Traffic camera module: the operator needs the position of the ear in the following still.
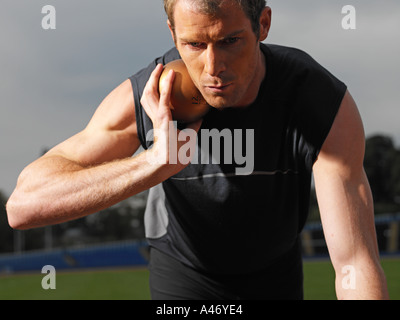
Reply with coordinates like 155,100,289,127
167,19,176,43
259,6,272,42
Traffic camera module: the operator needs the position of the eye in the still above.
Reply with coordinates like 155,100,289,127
187,42,206,49
222,37,240,45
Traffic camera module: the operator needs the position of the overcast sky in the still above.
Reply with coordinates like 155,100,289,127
1,0,399,197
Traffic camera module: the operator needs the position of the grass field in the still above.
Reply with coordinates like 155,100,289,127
0,258,399,300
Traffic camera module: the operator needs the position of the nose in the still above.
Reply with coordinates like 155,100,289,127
204,45,226,78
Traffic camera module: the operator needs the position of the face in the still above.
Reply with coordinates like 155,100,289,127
169,0,271,109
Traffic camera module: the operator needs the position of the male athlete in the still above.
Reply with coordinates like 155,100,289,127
7,0,389,299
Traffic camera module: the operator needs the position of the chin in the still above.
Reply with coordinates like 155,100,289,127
204,96,238,110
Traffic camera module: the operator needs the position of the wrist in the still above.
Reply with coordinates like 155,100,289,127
144,144,185,178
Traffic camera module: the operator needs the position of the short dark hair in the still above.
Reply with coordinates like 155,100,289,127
164,0,267,37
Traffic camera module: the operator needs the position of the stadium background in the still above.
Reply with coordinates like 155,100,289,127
1,191,399,300
1,1,400,300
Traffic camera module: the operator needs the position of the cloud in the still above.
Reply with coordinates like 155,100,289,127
0,1,174,195
1,0,400,196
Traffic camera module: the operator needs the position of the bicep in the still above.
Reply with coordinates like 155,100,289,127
313,90,379,266
315,90,365,175
47,79,141,166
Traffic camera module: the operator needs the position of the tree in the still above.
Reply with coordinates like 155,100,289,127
364,135,400,212
0,191,14,253
364,135,395,202
389,148,400,204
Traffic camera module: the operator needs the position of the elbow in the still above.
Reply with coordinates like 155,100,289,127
7,218,29,231
6,167,37,230
6,208,26,231
6,192,38,230
6,201,28,230
6,161,61,230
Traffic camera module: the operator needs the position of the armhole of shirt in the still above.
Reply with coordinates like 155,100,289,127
129,75,148,150
311,81,347,165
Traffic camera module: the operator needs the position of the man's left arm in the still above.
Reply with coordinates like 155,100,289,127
313,90,389,300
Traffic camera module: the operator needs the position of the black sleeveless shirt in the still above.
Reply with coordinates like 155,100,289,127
129,44,347,275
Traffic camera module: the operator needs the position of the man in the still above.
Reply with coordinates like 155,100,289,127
7,0,388,299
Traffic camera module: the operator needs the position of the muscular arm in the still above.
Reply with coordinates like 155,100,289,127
313,90,389,299
7,65,200,230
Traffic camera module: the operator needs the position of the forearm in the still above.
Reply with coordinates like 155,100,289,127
334,256,389,300
316,169,389,299
6,149,170,230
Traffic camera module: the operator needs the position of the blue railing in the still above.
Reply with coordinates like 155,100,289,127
0,240,148,274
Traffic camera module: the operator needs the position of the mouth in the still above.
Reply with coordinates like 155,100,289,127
204,83,232,94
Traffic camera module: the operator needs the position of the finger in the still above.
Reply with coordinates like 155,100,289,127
142,64,162,100
141,64,164,117
148,64,164,94
159,69,175,111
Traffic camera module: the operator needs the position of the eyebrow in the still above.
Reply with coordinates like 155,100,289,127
179,29,245,43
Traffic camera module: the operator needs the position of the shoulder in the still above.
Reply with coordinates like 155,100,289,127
262,43,347,101
262,43,310,58
313,90,365,174
262,43,347,94
261,44,348,161
262,43,320,72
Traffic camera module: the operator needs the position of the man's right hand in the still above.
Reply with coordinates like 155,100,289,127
140,64,202,175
